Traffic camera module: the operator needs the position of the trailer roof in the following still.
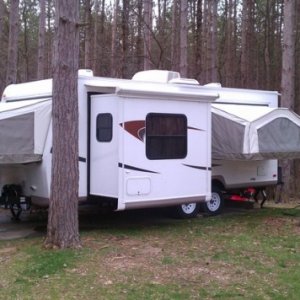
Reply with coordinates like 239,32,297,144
212,103,278,122
2,79,52,102
115,82,219,102
2,69,278,105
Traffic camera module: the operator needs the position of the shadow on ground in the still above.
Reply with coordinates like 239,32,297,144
0,200,260,241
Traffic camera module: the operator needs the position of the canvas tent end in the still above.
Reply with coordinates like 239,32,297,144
212,104,300,160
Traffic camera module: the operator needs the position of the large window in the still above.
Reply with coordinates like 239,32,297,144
146,113,187,160
96,113,113,142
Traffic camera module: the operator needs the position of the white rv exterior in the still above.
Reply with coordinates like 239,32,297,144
0,70,218,215
2,70,300,218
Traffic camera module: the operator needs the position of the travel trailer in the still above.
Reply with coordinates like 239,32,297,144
1,69,300,220
0,70,219,219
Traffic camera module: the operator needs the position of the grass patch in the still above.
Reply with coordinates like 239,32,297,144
0,204,300,299
161,255,176,265
19,246,81,281
0,242,85,298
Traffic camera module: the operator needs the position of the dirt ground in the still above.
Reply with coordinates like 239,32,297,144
0,207,43,240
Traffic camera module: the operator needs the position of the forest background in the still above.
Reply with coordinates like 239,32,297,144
0,0,300,197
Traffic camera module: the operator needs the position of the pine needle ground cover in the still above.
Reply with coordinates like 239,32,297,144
0,205,300,299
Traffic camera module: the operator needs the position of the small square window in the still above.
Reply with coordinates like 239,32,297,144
96,113,113,142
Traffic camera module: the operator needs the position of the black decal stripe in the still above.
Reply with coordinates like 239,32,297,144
119,163,159,174
188,126,204,131
183,164,211,171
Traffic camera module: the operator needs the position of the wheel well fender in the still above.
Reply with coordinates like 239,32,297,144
212,179,225,191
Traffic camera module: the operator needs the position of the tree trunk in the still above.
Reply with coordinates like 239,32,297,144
21,2,29,82
121,0,129,77
99,0,106,75
92,0,100,74
264,0,271,89
37,0,46,80
136,0,143,70
203,0,210,83
45,0,53,78
44,0,80,249
161,0,168,69
281,0,295,110
193,0,202,81
241,0,256,88
171,0,180,72
211,0,218,82
240,0,249,87
179,0,188,77
224,0,234,87
0,0,7,95
111,0,120,77
280,0,296,200
0,0,4,42
143,0,152,70
84,0,92,69
6,0,19,85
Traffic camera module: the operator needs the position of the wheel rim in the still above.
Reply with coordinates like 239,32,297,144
207,192,221,212
181,203,197,215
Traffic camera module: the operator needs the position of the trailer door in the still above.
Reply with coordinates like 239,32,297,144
89,95,118,198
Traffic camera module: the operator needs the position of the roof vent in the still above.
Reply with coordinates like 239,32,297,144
169,78,199,85
204,82,222,88
132,70,180,83
78,69,94,77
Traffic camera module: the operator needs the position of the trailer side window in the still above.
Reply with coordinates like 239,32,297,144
146,113,187,160
96,113,113,142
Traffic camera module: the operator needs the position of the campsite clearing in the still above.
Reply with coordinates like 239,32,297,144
0,202,299,299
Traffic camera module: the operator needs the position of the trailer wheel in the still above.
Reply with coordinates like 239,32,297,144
172,203,200,219
202,186,224,215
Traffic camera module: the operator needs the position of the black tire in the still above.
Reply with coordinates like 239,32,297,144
202,185,224,215
172,203,200,219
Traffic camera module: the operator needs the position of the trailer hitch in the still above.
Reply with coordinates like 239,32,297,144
0,184,31,221
226,187,267,208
